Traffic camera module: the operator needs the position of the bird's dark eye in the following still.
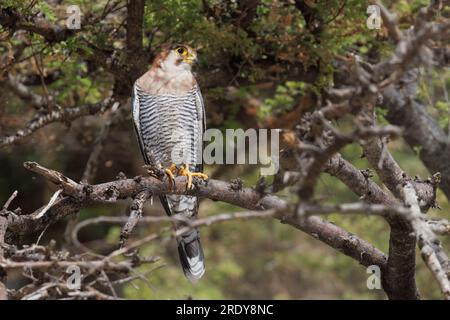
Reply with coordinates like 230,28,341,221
176,47,187,55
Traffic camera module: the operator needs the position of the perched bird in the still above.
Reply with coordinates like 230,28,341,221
132,44,208,282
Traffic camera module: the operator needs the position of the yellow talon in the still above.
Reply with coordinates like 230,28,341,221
165,164,177,189
178,164,208,189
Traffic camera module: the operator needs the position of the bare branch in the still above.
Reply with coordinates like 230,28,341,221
2,190,17,211
0,99,115,148
119,189,151,248
324,153,420,299
32,189,62,220
15,162,388,272
4,74,46,109
403,182,450,299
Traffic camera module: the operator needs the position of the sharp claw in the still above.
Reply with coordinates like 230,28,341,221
178,164,208,190
165,168,176,189
187,172,193,190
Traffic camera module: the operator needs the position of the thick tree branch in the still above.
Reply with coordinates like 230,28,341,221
360,110,440,300
125,0,146,86
324,153,420,299
8,162,388,273
119,189,151,248
403,182,450,299
0,8,77,43
383,79,450,200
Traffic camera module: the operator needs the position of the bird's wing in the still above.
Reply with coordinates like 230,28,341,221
194,85,206,173
132,84,150,164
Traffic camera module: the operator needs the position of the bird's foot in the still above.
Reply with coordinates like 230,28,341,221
178,164,208,190
144,164,164,179
164,164,177,189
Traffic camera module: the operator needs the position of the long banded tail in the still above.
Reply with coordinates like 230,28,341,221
177,229,205,282
160,194,205,282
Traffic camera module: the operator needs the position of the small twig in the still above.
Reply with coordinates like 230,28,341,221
32,189,62,220
427,218,450,236
2,190,18,210
24,162,79,195
35,223,50,245
100,270,117,298
119,189,151,248
377,136,388,170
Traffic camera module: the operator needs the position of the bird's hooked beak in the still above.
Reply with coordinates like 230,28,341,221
185,54,197,65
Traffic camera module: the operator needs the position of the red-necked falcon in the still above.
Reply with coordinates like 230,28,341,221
132,44,207,282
